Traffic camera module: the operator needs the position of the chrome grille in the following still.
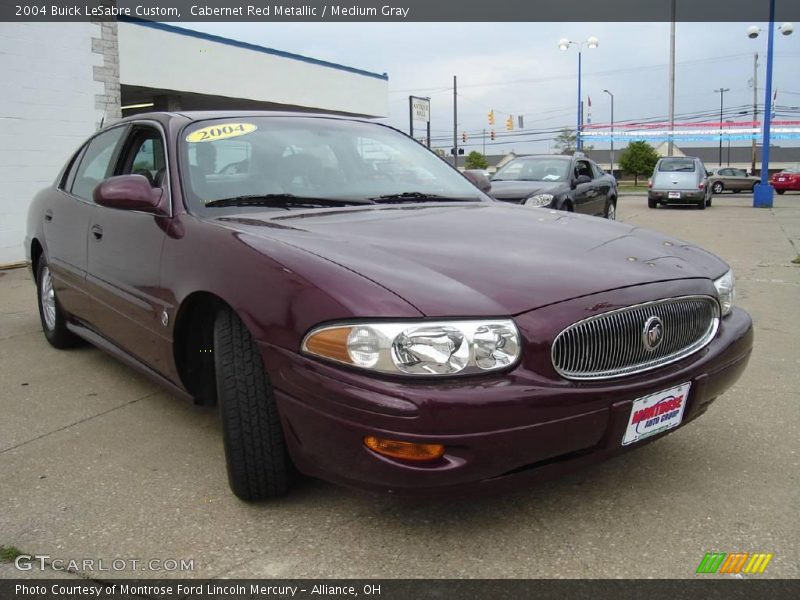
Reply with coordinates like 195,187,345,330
551,295,720,380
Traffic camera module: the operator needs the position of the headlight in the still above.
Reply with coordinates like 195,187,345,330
713,269,735,316
302,320,521,376
524,194,553,208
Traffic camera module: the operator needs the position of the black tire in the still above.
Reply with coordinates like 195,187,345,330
698,199,706,210
214,307,291,501
648,197,658,209
604,198,617,220
36,257,81,349
776,190,785,195
711,182,724,194
706,196,712,207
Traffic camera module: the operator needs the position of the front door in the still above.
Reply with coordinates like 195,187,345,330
85,124,173,374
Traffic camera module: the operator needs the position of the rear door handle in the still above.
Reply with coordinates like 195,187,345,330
44,210,53,222
90,224,103,241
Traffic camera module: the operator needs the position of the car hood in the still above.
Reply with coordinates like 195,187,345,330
489,180,565,200
211,203,728,317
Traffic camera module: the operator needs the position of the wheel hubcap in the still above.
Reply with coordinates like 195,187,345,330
607,203,616,220
40,266,57,330
714,184,722,193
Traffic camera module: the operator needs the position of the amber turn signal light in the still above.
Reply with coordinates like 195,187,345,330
363,436,445,462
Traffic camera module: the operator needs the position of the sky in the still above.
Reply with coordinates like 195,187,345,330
178,21,800,156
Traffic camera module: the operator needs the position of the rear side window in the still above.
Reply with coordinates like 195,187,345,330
658,159,696,172
70,126,126,201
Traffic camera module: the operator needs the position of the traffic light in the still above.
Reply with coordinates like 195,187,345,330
490,130,496,140
505,115,514,131
462,131,467,143
488,110,495,126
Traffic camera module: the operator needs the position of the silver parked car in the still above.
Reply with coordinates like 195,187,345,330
708,167,759,194
648,157,711,209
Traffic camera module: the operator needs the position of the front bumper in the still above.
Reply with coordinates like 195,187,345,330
649,190,706,203
260,306,752,496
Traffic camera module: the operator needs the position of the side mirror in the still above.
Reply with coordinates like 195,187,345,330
575,174,592,185
93,174,166,215
463,170,492,194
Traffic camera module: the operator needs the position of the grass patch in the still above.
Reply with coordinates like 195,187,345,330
792,256,800,265
0,545,24,562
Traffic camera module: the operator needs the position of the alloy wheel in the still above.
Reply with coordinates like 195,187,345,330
40,266,57,331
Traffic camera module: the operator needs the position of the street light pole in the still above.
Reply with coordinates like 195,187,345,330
714,87,730,167
748,6,794,208
603,89,614,175
559,36,598,153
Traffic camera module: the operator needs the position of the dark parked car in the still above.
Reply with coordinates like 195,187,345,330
648,156,711,209
771,165,800,194
489,154,618,219
708,167,759,194
27,112,752,501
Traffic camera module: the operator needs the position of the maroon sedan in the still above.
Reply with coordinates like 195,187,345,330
771,166,800,194
26,112,752,501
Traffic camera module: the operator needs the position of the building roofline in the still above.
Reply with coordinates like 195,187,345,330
119,18,389,82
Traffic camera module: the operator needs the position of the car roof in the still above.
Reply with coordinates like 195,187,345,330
120,110,371,124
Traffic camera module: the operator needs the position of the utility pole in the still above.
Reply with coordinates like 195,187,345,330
668,0,676,156
482,128,486,156
752,52,758,175
452,75,458,168
714,87,730,166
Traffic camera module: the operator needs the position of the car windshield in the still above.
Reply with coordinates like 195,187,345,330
180,116,486,214
492,157,570,182
658,159,696,172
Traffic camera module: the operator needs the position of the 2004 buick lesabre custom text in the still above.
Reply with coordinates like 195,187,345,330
25,112,753,500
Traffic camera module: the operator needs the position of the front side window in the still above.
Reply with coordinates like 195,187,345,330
492,157,571,182
180,117,486,215
70,126,126,201
121,128,167,187
575,160,594,179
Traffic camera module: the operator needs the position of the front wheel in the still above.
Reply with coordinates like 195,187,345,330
214,306,292,501
711,182,724,194
604,199,617,220
36,257,81,349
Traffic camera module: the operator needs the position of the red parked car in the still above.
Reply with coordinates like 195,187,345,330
771,166,800,194
26,112,753,501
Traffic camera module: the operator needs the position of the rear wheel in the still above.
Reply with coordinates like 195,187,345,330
214,306,292,501
706,196,712,207
776,189,785,195
648,197,658,209
36,257,81,349
698,199,707,210
711,182,724,194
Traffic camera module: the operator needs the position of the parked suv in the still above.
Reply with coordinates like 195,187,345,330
648,157,711,209
490,154,618,219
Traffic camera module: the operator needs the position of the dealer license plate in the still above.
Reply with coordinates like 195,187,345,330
668,191,681,199
777,177,786,182
622,382,691,446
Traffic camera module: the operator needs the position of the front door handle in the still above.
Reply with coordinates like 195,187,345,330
90,224,103,241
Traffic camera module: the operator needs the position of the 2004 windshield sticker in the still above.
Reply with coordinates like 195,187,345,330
186,123,257,143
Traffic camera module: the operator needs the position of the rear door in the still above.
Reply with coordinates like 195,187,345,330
85,122,173,373
44,125,126,324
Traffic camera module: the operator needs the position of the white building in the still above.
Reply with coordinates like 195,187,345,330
0,20,388,266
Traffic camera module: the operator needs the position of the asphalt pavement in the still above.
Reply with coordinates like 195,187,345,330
0,193,798,579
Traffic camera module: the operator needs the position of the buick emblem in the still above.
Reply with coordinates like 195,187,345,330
642,316,664,351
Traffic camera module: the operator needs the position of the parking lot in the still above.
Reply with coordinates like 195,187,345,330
1,193,798,579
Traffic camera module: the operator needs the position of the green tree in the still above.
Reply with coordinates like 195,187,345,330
554,128,577,155
465,151,489,170
619,141,660,185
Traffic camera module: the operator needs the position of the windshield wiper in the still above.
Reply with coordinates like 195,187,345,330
204,194,374,208
369,192,472,203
